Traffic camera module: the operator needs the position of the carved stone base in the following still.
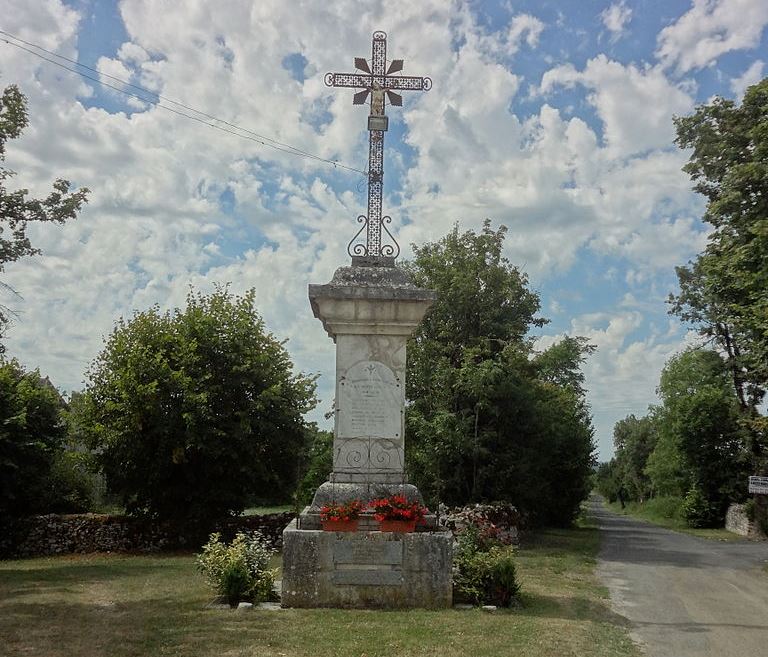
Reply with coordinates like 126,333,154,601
281,520,453,609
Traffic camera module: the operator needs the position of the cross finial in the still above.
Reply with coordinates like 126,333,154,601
325,31,431,264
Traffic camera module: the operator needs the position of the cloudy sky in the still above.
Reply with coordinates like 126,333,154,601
1,0,766,460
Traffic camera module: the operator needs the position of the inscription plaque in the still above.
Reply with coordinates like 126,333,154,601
333,540,403,565
337,360,401,440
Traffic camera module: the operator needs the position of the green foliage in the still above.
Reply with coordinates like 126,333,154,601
453,529,520,607
44,450,94,513
196,531,276,606
294,427,332,506
598,348,751,527
681,486,718,528
77,287,316,533
671,78,768,467
0,85,89,343
405,221,595,526
612,414,658,501
0,358,72,517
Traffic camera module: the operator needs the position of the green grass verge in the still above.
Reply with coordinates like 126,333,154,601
606,497,743,541
0,524,639,657
242,504,294,515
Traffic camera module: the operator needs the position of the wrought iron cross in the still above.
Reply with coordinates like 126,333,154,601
325,31,431,261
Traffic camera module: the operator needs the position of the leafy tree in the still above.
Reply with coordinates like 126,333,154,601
0,359,71,518
0,85,89,343
602,348,750,526
654,348,748,522
671,78,768,466
612,414,658,502
404,221,596,526
77,287,316,533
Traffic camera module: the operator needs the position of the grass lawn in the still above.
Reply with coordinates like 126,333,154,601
242,505,294,516
606,498,743,541
0,521,639,657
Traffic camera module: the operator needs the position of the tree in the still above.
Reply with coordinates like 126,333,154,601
0,85,89,344
77,287,316,533
653,348,748,523
612,414,658,502
0,359,69,518
670,78,768,466
404,221,596,526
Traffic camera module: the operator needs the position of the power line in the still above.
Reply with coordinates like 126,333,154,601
0,29,368,176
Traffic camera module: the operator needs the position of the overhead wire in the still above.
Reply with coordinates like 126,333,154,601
0,29,368,176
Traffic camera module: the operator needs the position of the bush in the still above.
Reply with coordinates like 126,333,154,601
444,503,520,549
44,451,95,513
681,486,718,528
78,287,317,534
196,531,277,606
642,495,684,520
453,529,520,607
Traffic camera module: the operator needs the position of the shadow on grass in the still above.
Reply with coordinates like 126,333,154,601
516,590,632,627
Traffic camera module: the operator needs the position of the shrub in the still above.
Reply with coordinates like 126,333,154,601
642,495,684,521
78,288,317,534
681,486,718,528
452,530,520,607
196,531,277,606
444,503,520,549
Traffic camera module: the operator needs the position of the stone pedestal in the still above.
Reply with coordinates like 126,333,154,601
281,520,453,608
281,259,453,608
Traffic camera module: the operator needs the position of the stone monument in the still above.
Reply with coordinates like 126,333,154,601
281,31,453,609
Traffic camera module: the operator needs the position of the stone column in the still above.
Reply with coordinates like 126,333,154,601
303,259,435,517
281,258,453,608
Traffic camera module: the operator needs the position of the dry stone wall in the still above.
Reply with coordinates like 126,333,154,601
725,503,767,539
0,511,295,559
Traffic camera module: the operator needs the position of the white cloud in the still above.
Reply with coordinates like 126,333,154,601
0,0,730,457
656,0,768,74
540,55,694,156
730,60,764,98
537,313,694,459
507,13,545,53
601,1,633,41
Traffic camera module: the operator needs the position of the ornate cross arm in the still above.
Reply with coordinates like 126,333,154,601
324,73,432,92
325,31,430,263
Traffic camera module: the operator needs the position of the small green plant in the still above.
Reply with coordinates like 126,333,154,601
453,529,520,607
681,486,717,528
196,531,276,607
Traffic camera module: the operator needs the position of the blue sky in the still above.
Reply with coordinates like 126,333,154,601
1,0,767,460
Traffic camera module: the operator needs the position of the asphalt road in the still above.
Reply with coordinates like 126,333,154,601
593,498,768,657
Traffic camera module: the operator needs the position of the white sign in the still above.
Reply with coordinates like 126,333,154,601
748,476,768,495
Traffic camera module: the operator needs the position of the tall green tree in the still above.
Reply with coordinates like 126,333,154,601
77,287,316,533
654,348,747,521
0,359,69,518
671,78,768,465
612,414,658,502
0,85,89,344
405,221,596,526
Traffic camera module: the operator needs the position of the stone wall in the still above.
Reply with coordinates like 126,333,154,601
725,503,766,539
0,512,295,559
